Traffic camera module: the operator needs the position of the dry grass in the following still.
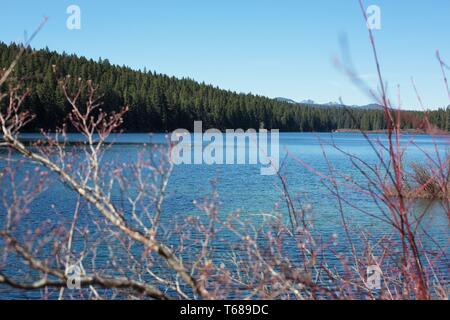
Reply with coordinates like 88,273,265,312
387,155,450,200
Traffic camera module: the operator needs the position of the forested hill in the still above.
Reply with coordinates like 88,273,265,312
1,42,449,132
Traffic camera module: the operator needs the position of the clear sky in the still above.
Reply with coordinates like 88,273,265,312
1,0,449,110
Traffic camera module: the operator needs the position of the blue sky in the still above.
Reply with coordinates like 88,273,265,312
1,0,449,110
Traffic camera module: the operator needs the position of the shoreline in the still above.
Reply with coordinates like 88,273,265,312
11,129,450,135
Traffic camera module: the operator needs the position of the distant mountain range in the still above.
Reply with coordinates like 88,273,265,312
275,97,383,110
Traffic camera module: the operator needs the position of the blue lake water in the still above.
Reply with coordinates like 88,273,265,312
0,132,449,299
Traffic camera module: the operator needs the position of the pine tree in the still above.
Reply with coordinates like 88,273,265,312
0,42,446,133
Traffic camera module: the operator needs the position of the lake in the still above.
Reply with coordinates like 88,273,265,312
0,132,449,299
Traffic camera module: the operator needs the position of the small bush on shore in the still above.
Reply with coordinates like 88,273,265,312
387,155,450,200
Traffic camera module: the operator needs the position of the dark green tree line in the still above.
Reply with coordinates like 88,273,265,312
1,42,448,132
